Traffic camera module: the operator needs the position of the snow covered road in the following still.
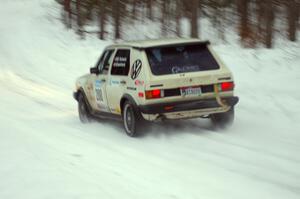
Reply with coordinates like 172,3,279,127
0,1,300,199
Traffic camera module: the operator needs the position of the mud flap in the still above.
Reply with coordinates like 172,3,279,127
213,84,230,108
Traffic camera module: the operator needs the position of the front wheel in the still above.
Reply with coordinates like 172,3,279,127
78,93,92,123
211,107,235,129
122,101,141,137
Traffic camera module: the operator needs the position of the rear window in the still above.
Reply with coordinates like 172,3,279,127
145,44,220,75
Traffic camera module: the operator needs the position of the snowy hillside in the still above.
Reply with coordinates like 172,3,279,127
0,1,300,199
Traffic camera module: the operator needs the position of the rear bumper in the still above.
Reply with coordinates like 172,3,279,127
139,96,239,114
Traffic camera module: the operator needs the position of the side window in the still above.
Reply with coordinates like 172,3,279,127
101,50,115,74
95,51,107,70
97,50,115,74
111,49,130,76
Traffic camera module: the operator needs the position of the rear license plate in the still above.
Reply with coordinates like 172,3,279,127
181,86,202,97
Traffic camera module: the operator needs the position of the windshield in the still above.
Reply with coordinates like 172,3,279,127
146,44,220,75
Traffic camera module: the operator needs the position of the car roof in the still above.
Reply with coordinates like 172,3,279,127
107,38,210,49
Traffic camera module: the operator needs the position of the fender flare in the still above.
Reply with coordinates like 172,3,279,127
74,88,93,112
120,94,139,113
120,94,144,122
74,87,86,100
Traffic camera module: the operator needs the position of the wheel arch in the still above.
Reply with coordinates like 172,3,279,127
75,88,93,112
74,87,87,99
120,94,139,113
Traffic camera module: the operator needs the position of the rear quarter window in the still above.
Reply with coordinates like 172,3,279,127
146,44,220,76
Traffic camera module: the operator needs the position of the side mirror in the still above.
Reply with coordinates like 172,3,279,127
90,67,99,74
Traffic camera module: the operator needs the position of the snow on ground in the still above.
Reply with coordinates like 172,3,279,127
0,0,300,199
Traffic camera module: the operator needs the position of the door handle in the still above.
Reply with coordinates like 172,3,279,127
120,80,126,85
101,79,106,82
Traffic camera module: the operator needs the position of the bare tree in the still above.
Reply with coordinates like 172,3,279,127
146,0,153,20
297,0,300,30
161,0,167,36
237,0,249,43
265,0,275,48
57,0,299,48
255,0,264,43
63,0,72,28
297,1,300,30
175,0,182,37
113,0,121,39
131,0,138,20
98,0,107,40
209,0,229,42
76,0,84,38
287,0,298,41
190,0,199,38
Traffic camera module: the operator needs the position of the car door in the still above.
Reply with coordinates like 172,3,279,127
106,48,131,114
87,49,115,112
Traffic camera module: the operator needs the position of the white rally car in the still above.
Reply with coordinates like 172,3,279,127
73,38,239,137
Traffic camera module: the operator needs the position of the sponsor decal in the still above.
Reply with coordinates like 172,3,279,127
171,65,199,74
135,79,144,86
113,56,127,68
95,80,103,101
110,79,120,85
116,107,121,113
95,80,102,87
131,59,142,80
127,87,137,91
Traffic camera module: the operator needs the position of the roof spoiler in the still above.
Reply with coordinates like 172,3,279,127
133,40,211,50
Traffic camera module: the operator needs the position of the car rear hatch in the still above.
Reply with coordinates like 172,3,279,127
144,43,234,102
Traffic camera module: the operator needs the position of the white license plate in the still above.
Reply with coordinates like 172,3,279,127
181,87,202,97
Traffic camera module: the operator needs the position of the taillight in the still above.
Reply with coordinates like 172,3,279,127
145,89,162,99
219,82,234,91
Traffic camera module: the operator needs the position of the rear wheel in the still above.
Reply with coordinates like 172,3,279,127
211,107,235,129
78,93,92,123
122,101,141,137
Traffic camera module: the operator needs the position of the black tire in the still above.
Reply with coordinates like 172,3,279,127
122,101,141,137
211,107,235,129
78,93,92,123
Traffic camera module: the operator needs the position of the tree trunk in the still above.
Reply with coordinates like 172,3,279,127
146,0,153,20
63,0,72,28
238,0,249,42
190,0,199,38
255,0,264,43
219,6,226,42
175,0,181,37
76,0,84,38
287,0,298,41
98,0,106,40
132,0,137,20
113,0,121,39
297,1,300,30
265,0,274,48
161,0,167,36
